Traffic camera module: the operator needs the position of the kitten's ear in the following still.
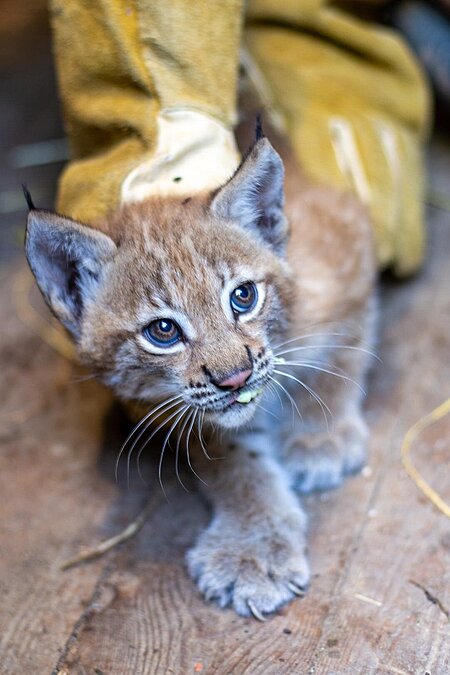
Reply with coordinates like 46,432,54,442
210,136,288,254
25,209,117,336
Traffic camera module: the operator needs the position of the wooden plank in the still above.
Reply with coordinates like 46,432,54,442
0,271,117,675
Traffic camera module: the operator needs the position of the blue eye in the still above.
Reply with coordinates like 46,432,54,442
230,282,258,314
143,319,182,346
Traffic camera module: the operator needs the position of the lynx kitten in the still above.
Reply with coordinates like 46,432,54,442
25,128,376,619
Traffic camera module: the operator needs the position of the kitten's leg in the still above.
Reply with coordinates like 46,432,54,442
186,426,310,618
279,306,375,494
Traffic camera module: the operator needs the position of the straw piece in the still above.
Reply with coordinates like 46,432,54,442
61,495,159,570
401,398,450,520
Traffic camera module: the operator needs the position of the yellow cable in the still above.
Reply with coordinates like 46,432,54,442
401,398,450,520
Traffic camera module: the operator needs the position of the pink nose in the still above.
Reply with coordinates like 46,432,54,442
217,368,252,391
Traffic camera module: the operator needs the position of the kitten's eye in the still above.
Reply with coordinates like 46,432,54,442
230,282,258,314
143,319,182,346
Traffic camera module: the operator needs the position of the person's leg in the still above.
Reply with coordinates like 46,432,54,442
50,0,244,223
244,0,431,275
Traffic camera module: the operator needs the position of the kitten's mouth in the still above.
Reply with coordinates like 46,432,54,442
194,377,270,429
188,373,271,427
211,382,266,416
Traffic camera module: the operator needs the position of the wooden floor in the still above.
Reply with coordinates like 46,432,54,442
1,5,450,675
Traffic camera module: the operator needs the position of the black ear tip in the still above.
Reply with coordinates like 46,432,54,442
22,184,36,211
255,114,265,142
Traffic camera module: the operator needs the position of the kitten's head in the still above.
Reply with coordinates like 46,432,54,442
25,136,294,428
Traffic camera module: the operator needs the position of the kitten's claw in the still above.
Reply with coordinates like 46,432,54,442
187,511,310,618
247,600,267,622
288,581,306,596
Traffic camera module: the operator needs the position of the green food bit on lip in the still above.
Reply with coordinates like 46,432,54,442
274,356,286,364
236,389,262,404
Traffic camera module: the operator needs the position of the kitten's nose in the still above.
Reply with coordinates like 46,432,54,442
217,368,253,391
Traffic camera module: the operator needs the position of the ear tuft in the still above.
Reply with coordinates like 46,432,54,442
211,136,288,255
22,184,36,211
25,211,117,337
255,114,265,142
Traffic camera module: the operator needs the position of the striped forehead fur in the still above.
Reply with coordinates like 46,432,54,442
71,191,293,408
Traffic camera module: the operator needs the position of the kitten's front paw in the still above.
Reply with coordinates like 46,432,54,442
186,513,310,619
285,416,368,494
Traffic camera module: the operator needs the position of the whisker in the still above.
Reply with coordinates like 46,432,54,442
197,410,214,461
268,375,302,423
127,394,183,447
255,401,280,420
273,330,359,351
68,373,97,384
185,410,208,486
175,408,194,492
278,361,366,395
124,397,183,486
115,394,183,482
274,369,332,429
134,403,184,487
266,380,284,413
275,344,379,360
158,406,191,501
291,358,357,378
